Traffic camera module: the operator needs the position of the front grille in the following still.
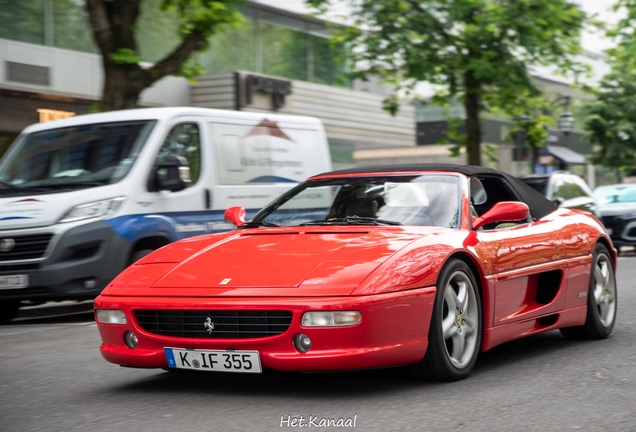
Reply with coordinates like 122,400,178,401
135,310,293,339
0,234,53,261
0,263,39,273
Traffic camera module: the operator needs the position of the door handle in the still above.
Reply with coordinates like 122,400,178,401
204,189,212,209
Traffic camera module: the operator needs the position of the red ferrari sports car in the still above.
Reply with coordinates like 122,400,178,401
95,164,617,381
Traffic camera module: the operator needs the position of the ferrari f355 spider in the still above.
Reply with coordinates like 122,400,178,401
95,165,617,381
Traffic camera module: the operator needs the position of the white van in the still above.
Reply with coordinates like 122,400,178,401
0,107,331,321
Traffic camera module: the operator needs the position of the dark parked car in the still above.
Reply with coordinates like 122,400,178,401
594,184,636,248
520,171,599,218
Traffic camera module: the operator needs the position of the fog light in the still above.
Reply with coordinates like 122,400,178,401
84,279,96,289
124,331,138,349
294,333,312,353
95,309,127,324
301,311,362,327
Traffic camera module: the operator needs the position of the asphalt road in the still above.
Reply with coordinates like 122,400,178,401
2,258,636,432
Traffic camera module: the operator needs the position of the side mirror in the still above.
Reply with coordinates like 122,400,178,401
224,206,246,227
552,197,564,206
148,155,189,192
473,201,529,230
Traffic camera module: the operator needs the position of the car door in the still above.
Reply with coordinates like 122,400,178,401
136,118,214,239
473,176,569,327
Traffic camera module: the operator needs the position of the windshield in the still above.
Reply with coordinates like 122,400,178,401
0,120,155,196
594,185,636,205
249,174,462,228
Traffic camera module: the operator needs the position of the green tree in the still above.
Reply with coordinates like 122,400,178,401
582,0,636,182
308,0,587,165
584,64,636,183
85,0,243,111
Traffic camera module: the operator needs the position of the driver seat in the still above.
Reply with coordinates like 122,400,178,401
345,199,378,218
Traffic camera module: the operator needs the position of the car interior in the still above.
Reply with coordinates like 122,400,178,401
470,175,530,230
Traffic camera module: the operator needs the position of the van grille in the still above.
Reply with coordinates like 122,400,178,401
135,310,293,339
0,234,53,261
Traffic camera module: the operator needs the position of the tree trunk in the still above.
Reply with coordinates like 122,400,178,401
463,71,482,166
531,147,539,174
100,62,147,111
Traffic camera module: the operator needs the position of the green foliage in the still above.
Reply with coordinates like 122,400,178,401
88,102,102,113
174,60,205,84
582,0,636,173
308,0,587,165
161,0,244,52
507,95,554,153
584,64,636,171
109,48,143,64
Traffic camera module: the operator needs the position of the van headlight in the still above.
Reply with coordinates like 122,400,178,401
60,197,126,223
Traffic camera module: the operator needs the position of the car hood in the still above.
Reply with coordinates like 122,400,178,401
598,202,636,217
106,227,433,297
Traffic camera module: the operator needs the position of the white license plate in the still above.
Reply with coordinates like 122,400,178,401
606,227,613,235
165,348,262,373
0,274,28,289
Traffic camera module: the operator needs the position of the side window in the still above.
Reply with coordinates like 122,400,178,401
551,177,569,200
156,123,201,186
567,180,587,199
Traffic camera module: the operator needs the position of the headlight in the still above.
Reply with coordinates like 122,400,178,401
95,309,127,325
60,197,126,223
301,311,362,327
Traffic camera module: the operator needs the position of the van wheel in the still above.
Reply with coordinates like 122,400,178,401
129,249,154,266
0,302,20,324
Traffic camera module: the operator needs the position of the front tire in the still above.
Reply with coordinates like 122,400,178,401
410,258,482,381
560,243,617,340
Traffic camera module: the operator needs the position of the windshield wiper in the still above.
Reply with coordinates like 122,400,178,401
300,216,402,226
0,181,51,192
0,181,21,190
238,220,280,229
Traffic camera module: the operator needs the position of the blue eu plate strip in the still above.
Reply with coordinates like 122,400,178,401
164,348,176,368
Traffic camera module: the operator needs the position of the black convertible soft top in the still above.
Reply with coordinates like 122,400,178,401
316,163,557,220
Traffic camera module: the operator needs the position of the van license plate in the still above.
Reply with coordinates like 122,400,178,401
0,274,28,289
165,348,262,373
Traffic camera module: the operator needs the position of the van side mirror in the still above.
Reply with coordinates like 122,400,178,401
472,201,529,230
224,206,246,227
148,155,189,192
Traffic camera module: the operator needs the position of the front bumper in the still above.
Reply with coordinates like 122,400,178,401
0,221,131,303
95,287,436,372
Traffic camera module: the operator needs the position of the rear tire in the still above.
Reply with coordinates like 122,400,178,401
410,259,482,381
560,243,617,340
0,302,20,324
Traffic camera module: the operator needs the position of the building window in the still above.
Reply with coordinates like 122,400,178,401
199,7,256,73
260,11,308,81
0,0,45,45
53,0,98,53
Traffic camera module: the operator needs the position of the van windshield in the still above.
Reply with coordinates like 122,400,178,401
0,120,155,196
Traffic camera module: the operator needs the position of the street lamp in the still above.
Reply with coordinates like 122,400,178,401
558,110,575,135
